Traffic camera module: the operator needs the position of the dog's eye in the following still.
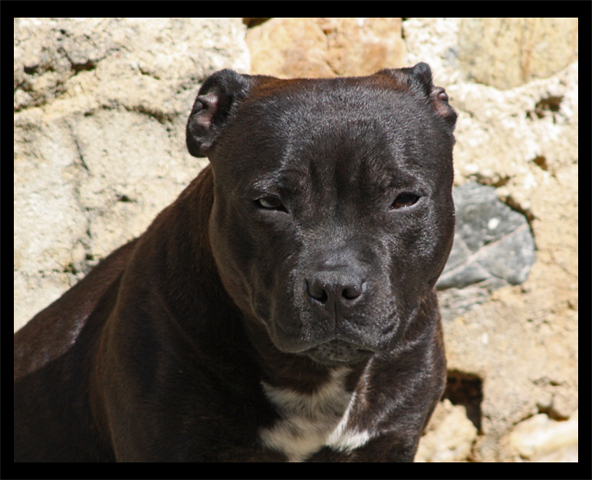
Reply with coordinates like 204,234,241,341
256,196,285,211
391,193,420,209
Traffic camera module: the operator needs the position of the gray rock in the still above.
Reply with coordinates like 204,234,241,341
437,182,536,321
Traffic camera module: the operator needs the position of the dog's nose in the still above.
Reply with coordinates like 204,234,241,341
307,271,366,307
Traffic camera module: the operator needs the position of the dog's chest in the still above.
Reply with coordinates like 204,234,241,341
259,367,371,461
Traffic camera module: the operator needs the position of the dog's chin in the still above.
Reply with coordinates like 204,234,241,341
302,339,374,366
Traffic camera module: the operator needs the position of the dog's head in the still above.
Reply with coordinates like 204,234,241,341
187,64,456,365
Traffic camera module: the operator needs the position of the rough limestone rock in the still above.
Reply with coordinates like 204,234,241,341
14,18,249,330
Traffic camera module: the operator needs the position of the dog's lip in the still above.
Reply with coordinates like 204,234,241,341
302,339,374,365
312,338,372,350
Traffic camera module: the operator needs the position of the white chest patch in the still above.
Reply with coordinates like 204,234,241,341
259,367,371,462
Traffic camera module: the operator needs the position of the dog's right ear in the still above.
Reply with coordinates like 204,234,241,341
186,69,253,157
376,63,457,137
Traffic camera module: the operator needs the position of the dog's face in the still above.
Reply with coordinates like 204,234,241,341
187,65,456,365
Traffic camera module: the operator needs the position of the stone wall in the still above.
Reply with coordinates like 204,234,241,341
14,18,578,462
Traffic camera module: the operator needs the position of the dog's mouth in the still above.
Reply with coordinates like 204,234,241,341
303,339,374,366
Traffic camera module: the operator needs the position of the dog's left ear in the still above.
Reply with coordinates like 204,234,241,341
376,63,457,135
186,69,253,157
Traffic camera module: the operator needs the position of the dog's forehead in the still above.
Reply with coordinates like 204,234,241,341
226,78,418,156
246,75,414,116
210,74,440,191
227,107,397,186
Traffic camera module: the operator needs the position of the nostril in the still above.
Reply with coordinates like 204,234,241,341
306,280,329,303
314,289,328,303
342,280,365,300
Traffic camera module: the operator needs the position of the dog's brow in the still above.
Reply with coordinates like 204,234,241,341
253,168,308,192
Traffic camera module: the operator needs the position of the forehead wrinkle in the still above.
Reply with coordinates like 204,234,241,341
244,92,408,205
251,164,310,197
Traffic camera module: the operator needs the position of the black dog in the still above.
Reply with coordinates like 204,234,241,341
14,63,456,462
